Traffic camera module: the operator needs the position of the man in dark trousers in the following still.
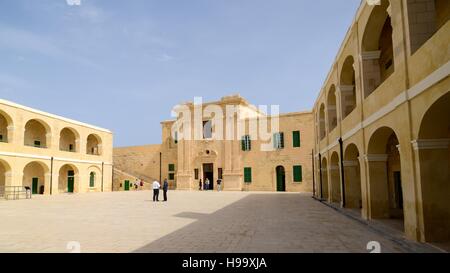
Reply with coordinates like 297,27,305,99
152,180,160,202
163,179,169,202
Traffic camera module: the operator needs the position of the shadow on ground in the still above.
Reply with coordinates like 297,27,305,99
132,193,419,253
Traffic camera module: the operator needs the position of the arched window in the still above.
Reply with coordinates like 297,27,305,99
361,0,394,98
0,111,12,143
339,56,357,119
327,85,338,132
86,134,102,155
24,119,51,148
319,104,326,140
59,128,79,152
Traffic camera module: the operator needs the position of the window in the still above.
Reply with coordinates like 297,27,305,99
218,168,223,180
168,164,175,181
203,120,212,139
293,165,303,182
194,169,199,180
244,167,252,183
0,134,3,142
34,140,41,148
69,144,74,152
89,172,96,188
241,135,251,151
292,131,301,148
273,132,284,150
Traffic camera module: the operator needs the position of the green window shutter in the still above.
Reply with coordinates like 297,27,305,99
89,172,95,187
244,167,252,183
280,133,284,149
242,135,251,151
246,135,251,151
168,164,175,172
293,131,300,147
293,165,303,182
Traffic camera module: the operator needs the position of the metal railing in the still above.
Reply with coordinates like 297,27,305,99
0,186,32,200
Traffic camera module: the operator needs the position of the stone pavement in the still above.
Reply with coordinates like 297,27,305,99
0,191,433,253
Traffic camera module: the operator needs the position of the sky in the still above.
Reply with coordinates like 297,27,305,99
0,0,361,147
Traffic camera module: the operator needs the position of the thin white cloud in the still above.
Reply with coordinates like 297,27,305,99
157,53,175,62
0,73,31,92
0,24,100,69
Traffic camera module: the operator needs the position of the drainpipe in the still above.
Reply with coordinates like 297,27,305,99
50,157,54,195
111,165,114,192
339,138,346,207
312,150,315,197
319,153,323,199
101,162,104,192
159,152,162,182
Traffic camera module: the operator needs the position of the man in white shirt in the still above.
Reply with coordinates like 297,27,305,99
152,180,161,202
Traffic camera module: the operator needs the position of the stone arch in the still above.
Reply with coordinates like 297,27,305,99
415,91,450,242
327,85,338,132
86,134,102,155
23,161,50,195
344,143,362,210
58,164,80,193
330,152,341,203
319,104,326,140
0,159,12,193
59,127,80,153
361,0,394,97
24,119,51,148
0,110,13,143
367,126,404,231
339,56,357,118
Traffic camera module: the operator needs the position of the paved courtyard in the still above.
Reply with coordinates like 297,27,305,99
0,191,431,253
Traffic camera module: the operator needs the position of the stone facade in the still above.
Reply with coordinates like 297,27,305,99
114,95,314,193
0,99,113,198
312,0,449,244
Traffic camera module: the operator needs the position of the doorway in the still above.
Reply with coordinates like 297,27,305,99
67,170,74,193
32,177,38,194
276,166,286,192
203,163,214,190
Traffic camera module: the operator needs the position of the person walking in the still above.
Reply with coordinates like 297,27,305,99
152,180,160,202
199,179,203,191
217,179,222,192
163,179,169,202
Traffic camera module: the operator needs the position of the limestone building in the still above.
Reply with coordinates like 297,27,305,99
114,95,314,192
0,99,113,198
312,0,449,244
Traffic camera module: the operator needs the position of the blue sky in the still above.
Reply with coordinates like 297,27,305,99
0,0,360,147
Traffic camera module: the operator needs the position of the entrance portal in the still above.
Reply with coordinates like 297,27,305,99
276,166,286,192
203,163,214,190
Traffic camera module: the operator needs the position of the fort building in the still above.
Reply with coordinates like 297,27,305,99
312,0,449,244
0,99,113,198
114,95,314,193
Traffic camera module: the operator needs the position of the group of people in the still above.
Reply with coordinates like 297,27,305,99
152,179,169,202
198,178,222,191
